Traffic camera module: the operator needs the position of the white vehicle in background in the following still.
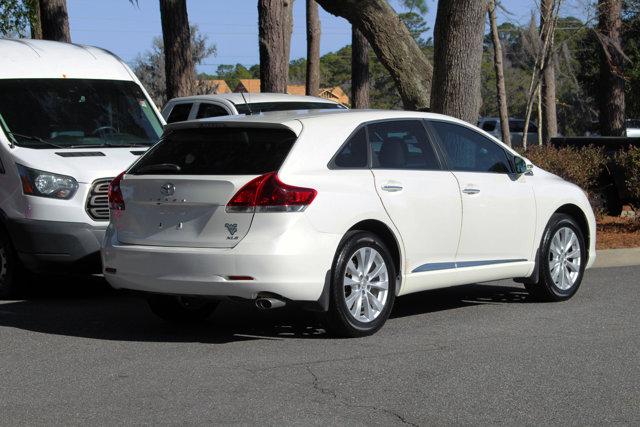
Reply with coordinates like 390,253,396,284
626,119,640,137
0,39,165,297
478,117,540,147
103,110,596,337
162,93,347,123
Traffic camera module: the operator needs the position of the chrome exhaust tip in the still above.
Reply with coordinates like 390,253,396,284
255,297,286,310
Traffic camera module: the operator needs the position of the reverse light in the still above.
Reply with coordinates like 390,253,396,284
16,164,78,199
108,172,126,210
226,172,317,213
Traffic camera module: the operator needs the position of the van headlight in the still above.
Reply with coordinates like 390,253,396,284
16,164,79,199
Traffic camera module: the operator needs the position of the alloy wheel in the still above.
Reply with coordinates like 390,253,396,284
343,247,389,323
548,226,582,291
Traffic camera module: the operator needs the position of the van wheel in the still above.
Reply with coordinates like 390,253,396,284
146,295,219,324
324,231,396,338
0,228,18,299
525,214,586,302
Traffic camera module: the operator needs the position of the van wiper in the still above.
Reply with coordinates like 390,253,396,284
135,163,182,174
8,132,64,149
68,142,151,149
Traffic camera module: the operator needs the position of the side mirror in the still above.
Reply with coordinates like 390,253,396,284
514,156,530,175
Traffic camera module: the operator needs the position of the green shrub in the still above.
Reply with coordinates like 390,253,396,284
520,145,607,194
614,146,640,202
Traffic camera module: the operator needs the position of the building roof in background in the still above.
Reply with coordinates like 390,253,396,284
197,79,231,94
286,84,306,96
235,79,261,93
319,86,350,105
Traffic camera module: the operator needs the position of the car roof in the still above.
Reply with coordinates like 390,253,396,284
0,39,133,80
166,109,472,131
166,92,342,106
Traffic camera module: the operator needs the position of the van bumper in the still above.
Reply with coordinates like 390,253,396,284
7,218,105,273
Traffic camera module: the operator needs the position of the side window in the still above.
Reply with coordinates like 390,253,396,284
429,121,512,174
166,103,193,123
333,127,368,168
369,120,440,170
196,103,229,119
481,121,497,132
0,155,4,174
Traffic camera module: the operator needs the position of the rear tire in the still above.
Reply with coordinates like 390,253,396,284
146,295,219,324
525,213,586,302
324,231,396,338
0,228,18,299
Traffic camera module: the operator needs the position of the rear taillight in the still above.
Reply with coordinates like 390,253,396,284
108,172,126,211
226,172,317,213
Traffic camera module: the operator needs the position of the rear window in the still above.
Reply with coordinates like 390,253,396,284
130,127,297,175
166,103,193,123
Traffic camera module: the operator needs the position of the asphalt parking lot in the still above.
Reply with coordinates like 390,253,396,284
1,266,639,425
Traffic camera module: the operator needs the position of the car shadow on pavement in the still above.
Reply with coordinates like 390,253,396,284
0,275,530,343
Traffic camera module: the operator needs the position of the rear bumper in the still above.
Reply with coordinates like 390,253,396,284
7,218,105,273
102,215,340,302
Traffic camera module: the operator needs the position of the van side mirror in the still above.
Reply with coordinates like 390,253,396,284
514,156,529,175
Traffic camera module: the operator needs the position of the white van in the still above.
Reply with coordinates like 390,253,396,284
0,39,165,296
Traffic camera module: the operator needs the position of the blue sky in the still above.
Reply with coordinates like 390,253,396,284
66,0,592,74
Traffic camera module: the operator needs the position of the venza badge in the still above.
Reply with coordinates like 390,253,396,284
225,223,238,240
160,183,175,196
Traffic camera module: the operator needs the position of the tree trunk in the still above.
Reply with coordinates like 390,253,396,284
541,0,558,142
488,0,511,146
315,0,432,110
306,0,321,96
430,0,486,123
39,0,70,42
259,0,293,93
159,0,195,101
29,0,43,39
597,0,626,136
351,26,370,109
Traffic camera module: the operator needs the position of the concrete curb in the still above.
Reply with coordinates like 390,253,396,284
593,248,640,269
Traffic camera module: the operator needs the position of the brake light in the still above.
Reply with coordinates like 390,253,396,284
226,172,317,213
108,172,126,211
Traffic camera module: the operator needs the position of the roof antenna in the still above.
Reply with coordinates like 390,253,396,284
240,91,253,115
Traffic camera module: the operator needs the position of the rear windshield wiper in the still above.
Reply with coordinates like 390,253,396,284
8,132,64,149
135,163,182,174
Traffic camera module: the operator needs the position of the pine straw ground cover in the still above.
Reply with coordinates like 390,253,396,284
597,216,640,249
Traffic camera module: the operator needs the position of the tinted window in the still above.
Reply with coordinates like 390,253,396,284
430,121,512,174
235,102,345,115
481,121,497,132
369,120,440,170
130,127,296,175
166,103,193,123
334,128,367,168
196,103,229,119
510,120,538,133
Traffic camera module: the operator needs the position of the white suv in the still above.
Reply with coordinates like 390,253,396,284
162,93,346,124
102,110,596,337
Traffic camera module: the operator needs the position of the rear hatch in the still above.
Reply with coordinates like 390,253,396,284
115,125,297,248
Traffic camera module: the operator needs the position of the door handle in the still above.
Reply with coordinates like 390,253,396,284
381,183,403,192
462,188,480,195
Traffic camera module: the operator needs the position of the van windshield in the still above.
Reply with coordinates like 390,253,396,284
0,79,163,149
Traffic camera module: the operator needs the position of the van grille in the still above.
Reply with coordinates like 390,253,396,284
86,178,113,221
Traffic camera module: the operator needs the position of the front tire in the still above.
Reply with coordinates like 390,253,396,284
525,213,587,301
0,228,18,299
146,295,219,324
324,231,397,338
